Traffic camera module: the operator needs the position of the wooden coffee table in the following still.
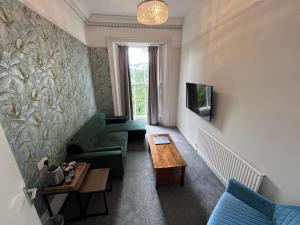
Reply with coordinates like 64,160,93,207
148,134,187,187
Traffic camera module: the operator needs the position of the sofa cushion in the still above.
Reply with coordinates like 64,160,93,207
67,113,107,153
272,205,300,225
89,112,107,133
208,192,273,225
86,131,128,156
105,120,146,132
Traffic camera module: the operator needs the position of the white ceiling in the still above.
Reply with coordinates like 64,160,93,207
73,0,199,18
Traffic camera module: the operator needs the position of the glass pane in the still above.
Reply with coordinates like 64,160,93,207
128,47,149,121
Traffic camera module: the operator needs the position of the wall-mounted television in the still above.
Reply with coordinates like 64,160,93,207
186,82,213,121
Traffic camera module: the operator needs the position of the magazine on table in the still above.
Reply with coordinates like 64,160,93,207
154,136,171,145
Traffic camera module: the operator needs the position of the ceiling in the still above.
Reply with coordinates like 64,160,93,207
72,0,199,18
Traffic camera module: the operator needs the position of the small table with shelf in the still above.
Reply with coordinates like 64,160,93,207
42,163,112,222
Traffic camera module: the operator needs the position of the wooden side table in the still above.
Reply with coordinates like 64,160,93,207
42,163,112,222
80,168,112,216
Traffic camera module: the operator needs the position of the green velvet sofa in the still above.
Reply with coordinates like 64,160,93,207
66,113,146,177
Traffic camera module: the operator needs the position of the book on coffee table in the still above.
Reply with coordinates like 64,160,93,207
154,136,171,145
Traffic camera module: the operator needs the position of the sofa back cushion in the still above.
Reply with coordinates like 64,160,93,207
67,113,107,153
226,179,275,220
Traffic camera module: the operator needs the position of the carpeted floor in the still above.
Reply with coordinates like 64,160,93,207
62,125,225,225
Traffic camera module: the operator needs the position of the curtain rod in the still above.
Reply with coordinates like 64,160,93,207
116,43,164,47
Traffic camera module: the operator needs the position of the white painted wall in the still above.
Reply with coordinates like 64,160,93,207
18,0,87,44
177,0,300,204
0,124,42,225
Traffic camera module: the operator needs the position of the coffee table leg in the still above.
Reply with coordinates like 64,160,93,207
155,170,158,189
103,192,108,215
181,167,186,187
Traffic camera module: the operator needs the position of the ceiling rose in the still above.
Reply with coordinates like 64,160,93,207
137,0,169,25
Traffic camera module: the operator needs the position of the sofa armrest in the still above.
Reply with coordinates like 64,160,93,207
66,150,125,177
66,150,123,161
106,116,128,124
226,179,275,219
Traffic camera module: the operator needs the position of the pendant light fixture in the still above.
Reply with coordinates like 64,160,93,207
137,0,169,25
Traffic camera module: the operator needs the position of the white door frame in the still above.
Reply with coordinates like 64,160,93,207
0,124,42,225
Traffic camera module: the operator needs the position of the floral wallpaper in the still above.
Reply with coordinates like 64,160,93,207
0,0,96,214
89,47,114,116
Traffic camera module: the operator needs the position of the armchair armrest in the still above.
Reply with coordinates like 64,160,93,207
226,179,275,219
106,116,128,124
276,205,300,212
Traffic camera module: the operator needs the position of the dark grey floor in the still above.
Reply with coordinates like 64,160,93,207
63,126,225,225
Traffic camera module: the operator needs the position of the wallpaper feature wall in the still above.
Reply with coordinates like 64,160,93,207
89,47,114,115
0,0,96,214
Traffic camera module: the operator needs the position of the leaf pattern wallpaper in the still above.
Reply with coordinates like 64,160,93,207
89,47,114,116
0,0,99,214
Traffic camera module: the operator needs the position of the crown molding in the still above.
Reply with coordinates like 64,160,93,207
65,0,183,30
87,14,182,29
64,0,89,23
87,22,182,30
88,14,182,26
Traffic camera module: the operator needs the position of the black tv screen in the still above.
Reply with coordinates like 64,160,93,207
186,83,213,121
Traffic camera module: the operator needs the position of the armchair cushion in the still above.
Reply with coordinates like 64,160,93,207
208,192,273,225
208,179,300,225
226,179,274,219
273,205,300,225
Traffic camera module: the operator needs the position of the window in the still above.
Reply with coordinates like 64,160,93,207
128,47,149,120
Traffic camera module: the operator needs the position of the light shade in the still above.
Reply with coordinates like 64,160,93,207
137,0,169,25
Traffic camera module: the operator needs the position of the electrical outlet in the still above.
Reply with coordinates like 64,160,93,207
37,157,47,170
22,185,37,207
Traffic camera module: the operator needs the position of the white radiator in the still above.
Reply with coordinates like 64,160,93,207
196,128,264,192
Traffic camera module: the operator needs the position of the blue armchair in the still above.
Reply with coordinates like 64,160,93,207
208,179,300,225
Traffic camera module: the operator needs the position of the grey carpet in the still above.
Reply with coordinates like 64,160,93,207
62,125,225,225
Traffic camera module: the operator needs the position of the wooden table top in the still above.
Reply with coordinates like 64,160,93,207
80,168,109,193
42,162,90,195
148,134,187,169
